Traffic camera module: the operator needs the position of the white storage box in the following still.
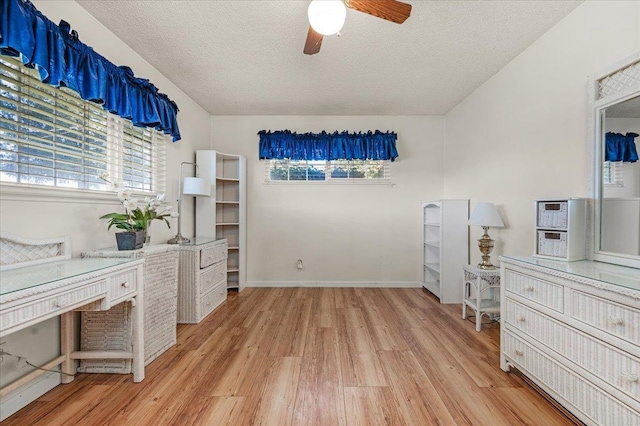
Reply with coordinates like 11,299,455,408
537,201,568,229
537,230,568,258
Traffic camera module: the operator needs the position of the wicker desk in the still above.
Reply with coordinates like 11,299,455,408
81,244,178,371
462,265,501,332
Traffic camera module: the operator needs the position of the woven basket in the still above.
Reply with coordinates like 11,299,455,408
80,245,178,373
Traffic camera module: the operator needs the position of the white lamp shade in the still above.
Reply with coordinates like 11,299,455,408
308,0,346,36
182,177,211,197
469,202,504,227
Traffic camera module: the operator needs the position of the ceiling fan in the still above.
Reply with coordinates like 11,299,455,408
303,0,412,55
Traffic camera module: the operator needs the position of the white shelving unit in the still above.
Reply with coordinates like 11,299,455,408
422,200,469,304
534,198,586,262
196,150,246,291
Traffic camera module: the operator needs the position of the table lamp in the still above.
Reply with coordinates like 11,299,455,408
167,162,211,244
468,202,504,269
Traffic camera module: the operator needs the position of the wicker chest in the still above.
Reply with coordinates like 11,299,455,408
177,238,228,323
80,244,179,372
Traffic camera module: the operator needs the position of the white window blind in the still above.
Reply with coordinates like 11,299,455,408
603,161,623,187
0,55,166,194
265,159,391,184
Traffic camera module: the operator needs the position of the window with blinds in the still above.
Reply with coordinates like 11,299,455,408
265,159,391,183
0,55,166,194
603,161,623,187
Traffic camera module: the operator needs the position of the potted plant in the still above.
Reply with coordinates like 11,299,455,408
99,174,178,250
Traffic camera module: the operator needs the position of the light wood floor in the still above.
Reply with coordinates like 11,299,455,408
4,288,576,425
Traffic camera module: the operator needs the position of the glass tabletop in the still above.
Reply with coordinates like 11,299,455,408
1,258,136,296
501,256,640,291
178,237,223,247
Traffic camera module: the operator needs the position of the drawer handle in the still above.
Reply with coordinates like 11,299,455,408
610,316,625,326
517,316,526,322
514,349,524,356
623,372,639,383
121,282,130,288
524,286,535,292
52,298,67,308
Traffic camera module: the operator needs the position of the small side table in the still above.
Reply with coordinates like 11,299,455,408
462,265,501,332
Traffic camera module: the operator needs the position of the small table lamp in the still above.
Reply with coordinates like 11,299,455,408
168,162,211,245
468,202,504,269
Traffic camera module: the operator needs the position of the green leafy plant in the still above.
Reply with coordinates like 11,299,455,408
99,174,177,232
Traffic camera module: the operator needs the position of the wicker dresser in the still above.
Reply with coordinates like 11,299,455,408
177,238,228,323
500,256,640,425
80,244,179,372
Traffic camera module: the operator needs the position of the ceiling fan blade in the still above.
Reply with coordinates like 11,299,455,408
345,0,412,24
304,26,323,55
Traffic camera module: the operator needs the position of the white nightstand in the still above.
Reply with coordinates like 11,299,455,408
462,265,501,332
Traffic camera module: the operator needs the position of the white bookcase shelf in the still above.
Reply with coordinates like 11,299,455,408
422,200,469,304
196,150,247,291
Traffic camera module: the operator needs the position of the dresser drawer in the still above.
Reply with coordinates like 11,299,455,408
199,261,226,294
571,290,640,346
199,281,226,320
108,269,137,302
200,244,227,269
504,330,640,425
504,269,563,312
506,298,640,402
1,280,107,333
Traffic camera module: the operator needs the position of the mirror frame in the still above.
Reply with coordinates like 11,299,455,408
588,51,640,269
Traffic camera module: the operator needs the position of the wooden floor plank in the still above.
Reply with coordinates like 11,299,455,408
336,308,387,387
3,288,577,426
378,350,458,426
344,386,404,426
292,327,346,426
251,356,302,426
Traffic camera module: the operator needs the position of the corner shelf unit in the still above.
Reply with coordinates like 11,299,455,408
422,200,469,304
196,150,246,291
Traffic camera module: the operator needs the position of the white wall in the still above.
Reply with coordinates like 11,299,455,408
210,116,444,286
0,1,211,419
443,1,640,266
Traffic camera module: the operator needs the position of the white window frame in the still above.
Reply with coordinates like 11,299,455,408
0,55,166,202
264,158,392,185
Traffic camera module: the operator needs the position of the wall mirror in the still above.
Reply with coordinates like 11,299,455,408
589,52,640,268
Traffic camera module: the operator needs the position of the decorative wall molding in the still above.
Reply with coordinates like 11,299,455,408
0,371,60,422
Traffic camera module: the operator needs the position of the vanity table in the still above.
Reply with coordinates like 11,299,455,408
0,256,145,395
500,256,640,425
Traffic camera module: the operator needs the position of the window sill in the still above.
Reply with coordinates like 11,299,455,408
264,180,394,186
0,183,147,205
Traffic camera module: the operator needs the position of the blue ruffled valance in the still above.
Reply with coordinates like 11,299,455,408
605,132,638,163
258,130,399,162
0,0,181,141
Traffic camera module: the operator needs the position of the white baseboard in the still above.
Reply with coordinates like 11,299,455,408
0,371,61,421
246,281,421,288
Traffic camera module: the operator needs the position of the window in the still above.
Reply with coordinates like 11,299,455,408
603,161,623,187
0,55,166,194
266,159,390,183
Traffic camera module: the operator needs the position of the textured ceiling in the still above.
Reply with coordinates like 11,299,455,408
76,0,582,116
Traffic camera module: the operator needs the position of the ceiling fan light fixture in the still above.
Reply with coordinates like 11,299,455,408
308,0,346,36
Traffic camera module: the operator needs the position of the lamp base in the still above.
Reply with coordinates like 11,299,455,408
167,234,190,245
476,226,496,270
477,260,496,270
